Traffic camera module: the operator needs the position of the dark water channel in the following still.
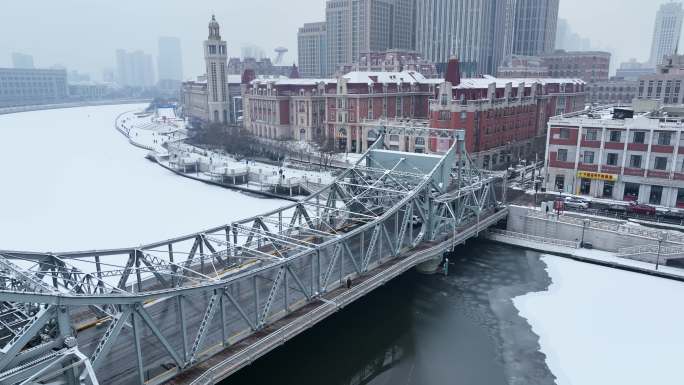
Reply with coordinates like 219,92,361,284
222,241,556,385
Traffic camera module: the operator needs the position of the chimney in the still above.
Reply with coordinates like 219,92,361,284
241,69,256,84
289,64,300,79
445,57,461,87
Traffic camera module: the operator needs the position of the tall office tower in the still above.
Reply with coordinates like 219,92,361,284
492,0,517,74
325,0,416,75
157,37,183,86
115,49,154,87
204,15,229,123
130,50,155,87
298,22,328,78
415,0,511,75
512,0,559,56
115,49,130,86
649,2,684,66
11,52,34,69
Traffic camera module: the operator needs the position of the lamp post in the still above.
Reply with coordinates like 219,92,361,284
655,232,666,271
580,219,589,248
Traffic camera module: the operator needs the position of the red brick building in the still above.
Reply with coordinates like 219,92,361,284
429,60,587,168
242,71,439,152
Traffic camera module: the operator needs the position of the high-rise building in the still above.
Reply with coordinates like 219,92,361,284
512,0,559,56
649,2,684,67
11,52,34,69
157,36,183,88
325,0,415,75
204,15,230,123
415,0,514,75
115,49,154,88
298,22,327,78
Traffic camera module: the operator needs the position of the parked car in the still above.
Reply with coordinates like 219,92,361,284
626,202,656,215
563,196,590,209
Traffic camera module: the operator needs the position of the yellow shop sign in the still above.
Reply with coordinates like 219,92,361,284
577,171,617,181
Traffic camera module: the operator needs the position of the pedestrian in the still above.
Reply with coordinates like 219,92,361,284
346,277,352,289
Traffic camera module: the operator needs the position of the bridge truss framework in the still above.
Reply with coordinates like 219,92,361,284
0,132,502,385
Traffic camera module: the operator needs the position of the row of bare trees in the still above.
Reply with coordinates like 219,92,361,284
192,122,341,169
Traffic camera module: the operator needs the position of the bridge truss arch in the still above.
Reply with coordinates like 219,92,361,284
0,132,503,385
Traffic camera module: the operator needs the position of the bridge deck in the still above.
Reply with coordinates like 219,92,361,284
166,209,507,385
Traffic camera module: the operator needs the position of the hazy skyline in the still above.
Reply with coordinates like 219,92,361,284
0,0,679,80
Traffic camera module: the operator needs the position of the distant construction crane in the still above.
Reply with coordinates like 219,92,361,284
274,47,288,64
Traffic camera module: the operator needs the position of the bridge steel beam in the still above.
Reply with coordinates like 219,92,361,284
0,132,505,385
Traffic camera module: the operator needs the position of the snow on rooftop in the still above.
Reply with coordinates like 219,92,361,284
341,70,427,84
455,75,585,89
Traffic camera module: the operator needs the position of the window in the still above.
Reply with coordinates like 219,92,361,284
630,155,642,168
623,183,640,201
580,178,591,195
584,129,598,141
557,149,568,161
649,185,663,205
607,153,618,166
439,110,450,121
609,130,621,142
460,111,467,120
654,156,668,170
559,128,570,139
583,151,595,164
632,131,645,144
555,175,565,191
603,181,614,198
677,188,684,208
658,132,672,145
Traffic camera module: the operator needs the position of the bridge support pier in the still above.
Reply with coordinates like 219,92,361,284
415,255,443,274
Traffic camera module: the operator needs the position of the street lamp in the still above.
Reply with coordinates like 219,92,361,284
580,219,590,248
655,232,666,271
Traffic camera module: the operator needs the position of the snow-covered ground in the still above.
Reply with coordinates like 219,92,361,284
0,104,285,251
116,109,336,187
514,256,684,385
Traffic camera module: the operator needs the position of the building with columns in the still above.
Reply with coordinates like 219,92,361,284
242,70,438,151
204,15,230,123
545,106,684,209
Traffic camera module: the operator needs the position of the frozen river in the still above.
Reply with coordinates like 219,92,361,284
0,104,285,251
1,105,682,385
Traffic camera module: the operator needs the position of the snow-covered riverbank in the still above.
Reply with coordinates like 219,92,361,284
0,104,285,251
514,255,684,385
116,108,336,196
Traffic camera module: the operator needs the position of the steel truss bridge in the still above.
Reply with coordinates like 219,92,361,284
0,133,506,385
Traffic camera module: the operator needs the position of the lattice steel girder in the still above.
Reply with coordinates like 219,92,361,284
0,132,506,385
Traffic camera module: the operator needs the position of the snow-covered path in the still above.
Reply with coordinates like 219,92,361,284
0,104,285,251
514,255,684,385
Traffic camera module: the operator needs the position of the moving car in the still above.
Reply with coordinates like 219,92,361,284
626,202,656,215
563,196,589,209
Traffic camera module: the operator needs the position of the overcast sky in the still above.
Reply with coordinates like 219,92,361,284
0,0,679,80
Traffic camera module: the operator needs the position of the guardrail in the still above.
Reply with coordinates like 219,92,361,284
188,209,508,385
487,228,579,249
